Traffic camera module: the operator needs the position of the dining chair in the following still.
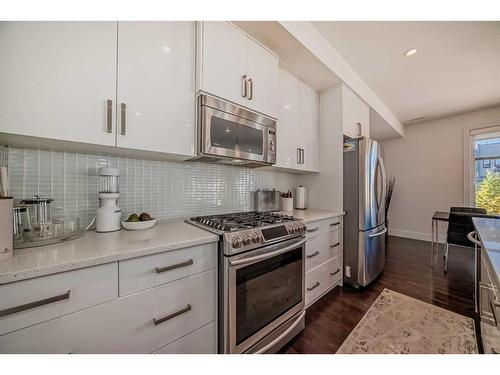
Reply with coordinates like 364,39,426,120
444,207,487,273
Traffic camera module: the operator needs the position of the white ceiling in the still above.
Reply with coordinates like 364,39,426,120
312,21,500,125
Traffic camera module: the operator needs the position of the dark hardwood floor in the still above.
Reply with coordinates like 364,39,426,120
280,235,476,354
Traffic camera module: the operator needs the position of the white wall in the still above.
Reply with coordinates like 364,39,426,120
300,85,343,210
382,105,500,242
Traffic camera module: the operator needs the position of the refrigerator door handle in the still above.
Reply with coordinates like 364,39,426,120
378,155,387,213
368,227,387,238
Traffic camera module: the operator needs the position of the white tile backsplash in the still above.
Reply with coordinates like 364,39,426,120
3,146,299,226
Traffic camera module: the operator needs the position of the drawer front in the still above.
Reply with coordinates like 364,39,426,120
305,216,342,240
119,243,216,296
0,263,118,336
153,322,215,354
0,269,215,353
305,257,342,308
329,230,342,258
305,234,330,272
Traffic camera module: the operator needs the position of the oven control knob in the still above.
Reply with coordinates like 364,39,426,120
243,236,252,246
289,226,295,234
252,234,262,244
232,237,242,249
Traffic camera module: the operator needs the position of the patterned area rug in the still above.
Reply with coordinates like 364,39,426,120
337,289,478,354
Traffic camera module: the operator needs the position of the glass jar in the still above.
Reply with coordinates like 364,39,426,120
98,167,119,194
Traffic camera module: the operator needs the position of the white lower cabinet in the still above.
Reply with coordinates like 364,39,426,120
153,322,216,354
304,216,343,308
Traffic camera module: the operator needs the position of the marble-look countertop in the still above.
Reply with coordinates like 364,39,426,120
0,221,218,285
472,217,500,289
281,208,345,224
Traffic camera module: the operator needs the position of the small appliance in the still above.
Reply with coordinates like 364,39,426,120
343,137,387,288
254,189,281,212
186,211,306,354
193,94,277,167
294,185,307,210
96,167,122,233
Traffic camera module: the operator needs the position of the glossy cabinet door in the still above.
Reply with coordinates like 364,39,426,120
299,81,320,172
275,68,300,169
342,84,370,138
116,22,195,156
245,37,279,119
199,21,247,107
0,22,117,146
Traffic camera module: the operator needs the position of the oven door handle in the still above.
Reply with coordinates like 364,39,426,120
229,238,306,267
253,311,306,354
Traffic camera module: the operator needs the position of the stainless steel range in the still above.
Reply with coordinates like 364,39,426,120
187,211,306,354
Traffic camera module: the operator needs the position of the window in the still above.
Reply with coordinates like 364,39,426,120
472,132,500,215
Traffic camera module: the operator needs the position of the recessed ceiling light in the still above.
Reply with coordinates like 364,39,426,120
404,48,418,57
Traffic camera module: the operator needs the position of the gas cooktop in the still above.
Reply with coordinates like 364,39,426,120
186,211,306,256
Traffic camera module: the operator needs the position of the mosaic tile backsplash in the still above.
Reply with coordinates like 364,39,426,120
3,146,299,227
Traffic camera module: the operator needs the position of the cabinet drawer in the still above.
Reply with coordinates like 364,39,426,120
0,263,117,336
305,257,342,308
329,230,342,258
0,269,215,353
119,243,215,296
153,322,215,354
305,217,341,239
305,232,342,273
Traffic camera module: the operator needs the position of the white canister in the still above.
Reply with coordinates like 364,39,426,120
295,185,307,210
281,197,293,212
0,197,13,261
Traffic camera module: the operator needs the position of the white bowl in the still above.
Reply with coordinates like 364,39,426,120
121,218,157,231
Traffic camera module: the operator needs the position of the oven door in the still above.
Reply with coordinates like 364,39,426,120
224,237,305,353
201,105,271,164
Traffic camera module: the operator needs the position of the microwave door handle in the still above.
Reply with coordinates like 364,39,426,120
229,238,306,267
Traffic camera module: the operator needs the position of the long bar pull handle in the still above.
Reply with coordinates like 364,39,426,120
254,311,306,354
356,122,362,137
307,282,320,291
306,227,319,233
297,148,301,164
241,75,247,98
153,304,191,326
330,222,340,227
301,148,305,164
247,77,253,100
330,269,341,277
155,259,193,274
330,242,340,248
120,103,126,135
0,291,70,318
106,99,113,133
306,251,320,258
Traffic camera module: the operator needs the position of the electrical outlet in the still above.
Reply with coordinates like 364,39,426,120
345,265,351,278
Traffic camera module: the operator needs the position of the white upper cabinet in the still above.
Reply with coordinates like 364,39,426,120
198,21,247,107
275,68,300,169
342,85,370,138
299,82,320,172
275,68,319,173
245,37,279,118
197,22,279,119
0,22,117,146
116,22,195,156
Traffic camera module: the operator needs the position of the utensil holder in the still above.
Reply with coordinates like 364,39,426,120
281,197,293,212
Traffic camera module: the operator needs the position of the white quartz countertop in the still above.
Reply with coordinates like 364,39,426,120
0,221,218,285
281,208,345,223
472,217,500,288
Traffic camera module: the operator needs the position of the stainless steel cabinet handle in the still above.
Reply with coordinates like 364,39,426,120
330,242,340,248
307,281,320,291
306,227,319,233
241,75,247,98
356,122,362,137
306,251,320,258
297,148,301,164
330,269,341,277
120,103,126,135
153,304,191,326
106,99,113,133
155,259,193,274
330,222,340,227
0,290,70,318
247,77,253,100
301,148,305,164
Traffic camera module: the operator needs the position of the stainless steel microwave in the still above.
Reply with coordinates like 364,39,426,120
193,94,277,167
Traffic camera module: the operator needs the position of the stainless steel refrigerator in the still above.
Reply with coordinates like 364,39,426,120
343,137,387,288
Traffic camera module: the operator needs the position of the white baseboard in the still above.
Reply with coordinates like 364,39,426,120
388,228,446,244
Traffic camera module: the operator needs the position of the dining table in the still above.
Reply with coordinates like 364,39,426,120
430,211,450,267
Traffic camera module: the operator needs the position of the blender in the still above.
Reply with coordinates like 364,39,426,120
96,167,122,232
